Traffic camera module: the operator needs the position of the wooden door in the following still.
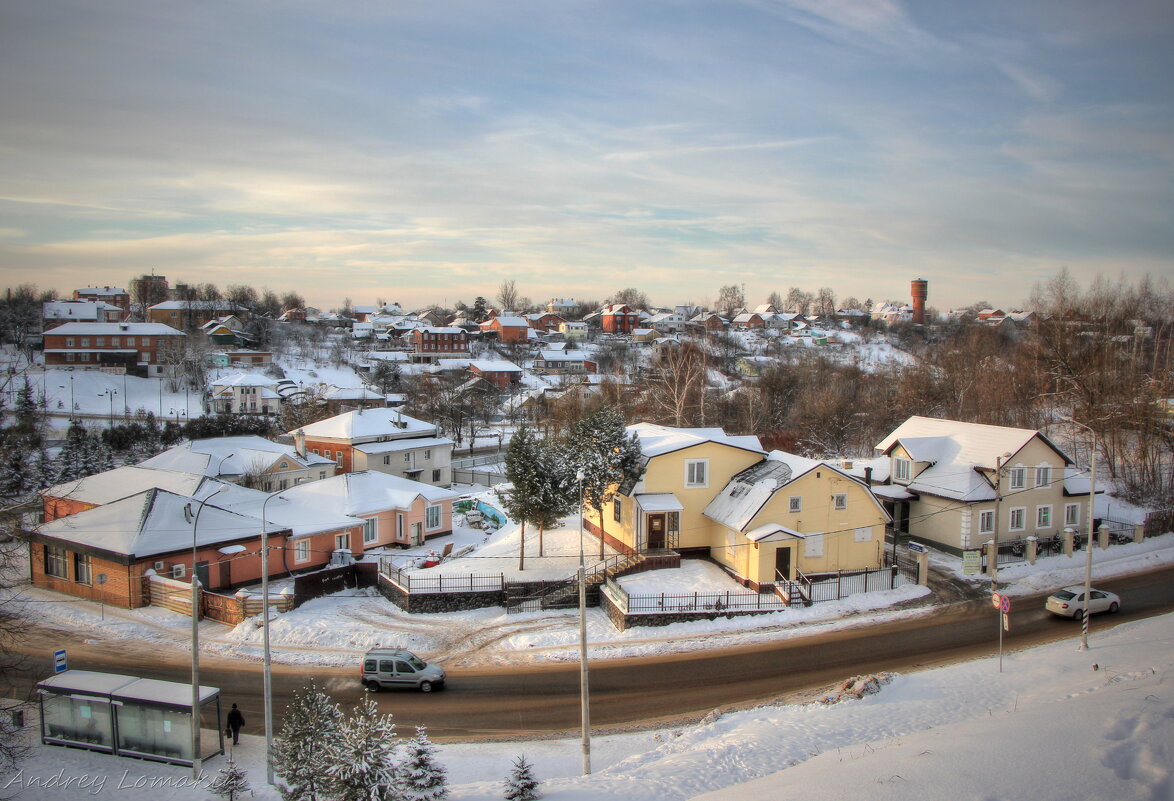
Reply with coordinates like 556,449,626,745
648,514,666,549
775,547,792,581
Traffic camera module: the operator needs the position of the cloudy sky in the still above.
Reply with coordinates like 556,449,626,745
1,0,1171,312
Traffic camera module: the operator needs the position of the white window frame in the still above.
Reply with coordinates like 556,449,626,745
1064,503,1080,527
1009,507,1026,532
684,459,708,488
1036,505,1052,529
335,533,349,551
833,494,847,511
613,497,622,523
44,545,68,579
363,518,378,544
979,510,995,534
1009,467,1026,490
425,505,441,531
1035,465,1051,489
294,540,310,563
894,458,911,483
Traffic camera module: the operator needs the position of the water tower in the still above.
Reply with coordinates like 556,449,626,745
911,278,928,325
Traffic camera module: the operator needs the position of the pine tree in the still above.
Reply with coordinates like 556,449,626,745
400,726,447,801
568,406,644,558
530,439,577,557
54,420,92,483
503,755,541,801
209,757,251,801
498,425,540,570
274,683,342,801
325,696,401,801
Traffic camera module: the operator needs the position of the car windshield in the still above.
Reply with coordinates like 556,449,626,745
1052,590,1076,600
408,655,427,671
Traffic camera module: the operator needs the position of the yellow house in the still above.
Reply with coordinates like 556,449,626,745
596,424,890,590
704,453,891,589
874,416,1085,555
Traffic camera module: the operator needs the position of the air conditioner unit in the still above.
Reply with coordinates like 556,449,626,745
172,564,186,579
153,561,167,571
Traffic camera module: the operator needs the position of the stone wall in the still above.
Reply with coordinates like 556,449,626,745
376,573,503,613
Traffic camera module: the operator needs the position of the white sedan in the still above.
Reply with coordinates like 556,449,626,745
1045,586,1121,620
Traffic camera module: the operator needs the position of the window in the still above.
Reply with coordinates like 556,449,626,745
44,545,68,579
424,449,431,460
804,533,825,558
111,337,119,346
363,518,378,544
294,540,310,563
685,459,708,488
1009,507,1026,531
979,510,995,534
80,353,90,362
322,449,331,459
894,458,911,482
1065,503,1080,527
66,353,75,362
141,337,150,346
95,337,104,346
1035,466,1051,488
404,453,411,464
788,496,802,514
1036,505,1052,529
667,511,679,535
279,461,288,469
81,338,89,346
311,448,319,455
432,469,441,482
74,553,92,585
335,533,349,551
335,452,343,464
278,479,288,490
426,505,441,530
613,497,622,523
833,494,847,511
854,526,873,542
319,471,327,479
66,337,75,347
1009,467,1026,490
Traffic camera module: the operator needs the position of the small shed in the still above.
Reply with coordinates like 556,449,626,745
37,670,222,766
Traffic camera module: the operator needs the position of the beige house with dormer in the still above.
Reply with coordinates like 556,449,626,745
874,416,1088,555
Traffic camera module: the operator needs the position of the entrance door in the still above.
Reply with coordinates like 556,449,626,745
411,522,423,546
218,561,231,588
648,514,665,549
196,561,210,589
775,547,792,581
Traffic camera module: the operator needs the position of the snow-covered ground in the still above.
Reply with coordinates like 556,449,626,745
4,367,201,431
8,610,1171,800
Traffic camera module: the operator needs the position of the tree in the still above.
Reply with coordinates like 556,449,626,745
325,696,401,801
784,287,812,315
766,290,785,311
499,425,540,570
274,683,343,801
503,755,541,801
529,439,578,557
210,758,252,801
716,284,744,317
497,280,519,312
0,523,31,782
815,287,837,318
567,406,644,559
54,421,114,484
399,726,448,801
470,296,489,322
613,287,649,310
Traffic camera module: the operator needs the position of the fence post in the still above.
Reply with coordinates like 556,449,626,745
891,564,897,589
837,570,842,600
694,591,698,611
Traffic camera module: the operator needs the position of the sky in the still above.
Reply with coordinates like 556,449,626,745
1,0,1172,313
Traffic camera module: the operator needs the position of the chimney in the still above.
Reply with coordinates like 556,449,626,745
911,278,928,325
841,458,854,470
864,466,874,485
294,429,306,459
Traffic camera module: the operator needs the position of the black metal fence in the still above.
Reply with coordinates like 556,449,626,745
804,565,905,603
617,587,788,614
379,559,505,593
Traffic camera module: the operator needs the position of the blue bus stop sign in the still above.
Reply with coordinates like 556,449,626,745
53,649,67,673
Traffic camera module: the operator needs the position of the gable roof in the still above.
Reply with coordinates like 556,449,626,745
140,435,334,475
293,408,436,441
280,470,458,517
875,416,1073,501
627,423,764,458
43,467,217,507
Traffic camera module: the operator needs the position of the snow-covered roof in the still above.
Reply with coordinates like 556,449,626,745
75,286,128,297
149,300,239,311
139,435,334,475
211,371,278,389
635,493,684,513
539,350,589,361
293,408,437,441
875,416,1073,502
417,326,465,335
280,470,458,518
471,360,523,372
353,436,455,455
323,386,386,401
36,487,286,558
703,460,792,532
487,315,529,327
627,423,764,458
43,300,122,320
745,523,807,542
43,467,217,506
42,322,184,336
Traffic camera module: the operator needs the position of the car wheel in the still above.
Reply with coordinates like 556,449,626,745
364,680,380,693
419,680,433,693
1109,602,1119,613
1072,609,1084,622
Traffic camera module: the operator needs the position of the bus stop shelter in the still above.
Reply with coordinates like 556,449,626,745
37,670,222,767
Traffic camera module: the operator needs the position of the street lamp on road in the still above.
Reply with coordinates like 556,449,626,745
260,492,287,786
184,483,227,778
576,469,591,776
1062,416,1098,650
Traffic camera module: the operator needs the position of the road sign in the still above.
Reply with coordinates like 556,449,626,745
962,550,981,575
53,649,67,674
1000,596,1011,613
1002,613,1010,632
991,592,1002,610
908,541,926,553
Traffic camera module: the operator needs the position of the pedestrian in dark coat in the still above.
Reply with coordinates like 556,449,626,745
226,703,245,745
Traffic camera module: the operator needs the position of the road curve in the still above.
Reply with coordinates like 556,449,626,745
11,566,1174,741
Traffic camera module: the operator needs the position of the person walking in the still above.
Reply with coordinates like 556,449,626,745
226,703,245,746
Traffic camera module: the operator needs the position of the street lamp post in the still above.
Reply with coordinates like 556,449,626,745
576,469,591,776
185,483,227,779
260,492,286,786
1064,418,1098,650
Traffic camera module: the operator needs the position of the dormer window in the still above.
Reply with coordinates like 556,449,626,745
894,457,912,482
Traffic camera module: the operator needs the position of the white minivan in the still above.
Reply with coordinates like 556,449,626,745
361,648,446,693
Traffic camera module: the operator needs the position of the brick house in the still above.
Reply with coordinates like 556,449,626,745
412,327,469,356
601,304,641,334
480,315,531,343
42,322,186,377
469,360,524,389
73,286,131,313
148,300,247,330
524,312,566,333
43,301,124,331
295,408,454,484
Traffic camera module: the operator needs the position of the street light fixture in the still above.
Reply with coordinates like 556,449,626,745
1062,416,1098,650
184,482,227,778
576,469,591,776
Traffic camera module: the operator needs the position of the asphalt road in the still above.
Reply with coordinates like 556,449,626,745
12,566,1174,741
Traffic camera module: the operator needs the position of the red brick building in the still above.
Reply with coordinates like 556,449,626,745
601,304,641,333
42,322,186,376
412,327,469,354
480,315,530,343
73,286,131,313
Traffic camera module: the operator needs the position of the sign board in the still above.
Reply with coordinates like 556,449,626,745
1000,596,1011,614
1002,613,1010,632
962,550,981,575
908,541,926,553
991,592,1002,610
53,649,67,674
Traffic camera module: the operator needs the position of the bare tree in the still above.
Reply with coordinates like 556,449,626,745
716,284,745,317
784,287,813,315
613,288,649,310
497,280,519,312
815,287,837,318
